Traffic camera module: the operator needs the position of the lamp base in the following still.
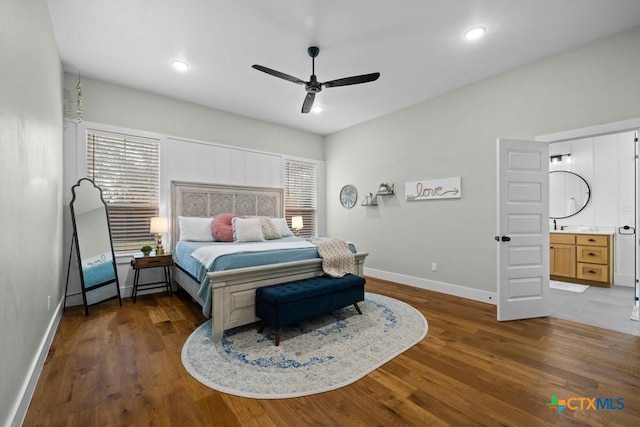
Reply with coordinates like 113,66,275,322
156,234,164,254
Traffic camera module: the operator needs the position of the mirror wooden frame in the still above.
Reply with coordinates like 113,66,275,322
67,178,122,315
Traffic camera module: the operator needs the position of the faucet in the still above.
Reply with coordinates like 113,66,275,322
553,219,557,230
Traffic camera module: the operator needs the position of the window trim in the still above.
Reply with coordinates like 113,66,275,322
283,156,325,238
77,122,164,257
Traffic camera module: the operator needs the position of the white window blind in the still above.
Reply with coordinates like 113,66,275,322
284,160,317,238
87,131,160,254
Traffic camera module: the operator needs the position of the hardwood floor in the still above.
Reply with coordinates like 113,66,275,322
25,278,640,426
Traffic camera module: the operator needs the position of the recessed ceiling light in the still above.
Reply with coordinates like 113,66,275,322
464,26,486,41
171,59,190,71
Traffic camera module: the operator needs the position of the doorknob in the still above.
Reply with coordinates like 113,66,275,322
501,236,511,242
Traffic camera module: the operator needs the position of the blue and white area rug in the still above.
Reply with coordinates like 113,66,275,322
182,293,428,399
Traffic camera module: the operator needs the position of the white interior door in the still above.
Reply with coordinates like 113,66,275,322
635,131,639,317
497,138,550,321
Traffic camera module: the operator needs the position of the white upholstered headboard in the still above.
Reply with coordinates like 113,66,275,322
170,181,284,248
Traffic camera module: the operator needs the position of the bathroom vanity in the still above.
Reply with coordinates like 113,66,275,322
550,231,613,287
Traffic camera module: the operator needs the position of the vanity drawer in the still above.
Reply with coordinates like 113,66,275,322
577,245,608,264
576,234,608,246
550,233,575,244
576,262,608,282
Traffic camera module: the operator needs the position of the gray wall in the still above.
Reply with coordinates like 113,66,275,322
325,26,640,298
0,0,63,424
63,73,325,161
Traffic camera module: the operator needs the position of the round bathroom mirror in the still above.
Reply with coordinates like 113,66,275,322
549,171,590,219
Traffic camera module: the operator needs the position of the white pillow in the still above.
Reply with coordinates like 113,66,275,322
260,217,282,240
178,216,214,241
233,217,265,242
271,217,294,237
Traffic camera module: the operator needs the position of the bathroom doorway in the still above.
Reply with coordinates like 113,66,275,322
537,119,640,335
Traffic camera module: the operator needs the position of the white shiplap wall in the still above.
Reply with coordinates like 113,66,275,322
163,137,282,189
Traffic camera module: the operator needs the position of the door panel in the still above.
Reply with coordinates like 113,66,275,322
507,277,543,298
497,138,550,321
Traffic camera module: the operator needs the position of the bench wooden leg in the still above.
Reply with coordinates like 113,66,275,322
353,302,362,315
257,322,281,346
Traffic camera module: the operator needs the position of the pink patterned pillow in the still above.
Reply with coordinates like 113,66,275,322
211,213,236,242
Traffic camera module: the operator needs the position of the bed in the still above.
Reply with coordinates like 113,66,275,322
170,181,368,342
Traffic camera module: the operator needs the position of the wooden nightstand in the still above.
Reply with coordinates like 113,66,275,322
130,252,173,302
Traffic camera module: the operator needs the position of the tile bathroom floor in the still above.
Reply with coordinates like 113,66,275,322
550,282,640,336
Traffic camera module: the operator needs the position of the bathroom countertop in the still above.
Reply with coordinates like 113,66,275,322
550,228,614,235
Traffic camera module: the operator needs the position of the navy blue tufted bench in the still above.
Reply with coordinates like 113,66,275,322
255,274,366,345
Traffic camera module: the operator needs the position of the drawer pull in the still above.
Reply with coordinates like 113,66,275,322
588,270,597,274
148,260,161,263
588,238,596,242
588,252,596,256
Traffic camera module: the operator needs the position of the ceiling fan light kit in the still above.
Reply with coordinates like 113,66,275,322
252,46,380,113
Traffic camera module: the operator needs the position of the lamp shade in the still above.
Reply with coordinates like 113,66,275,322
150,216,168,234
291,216,303,230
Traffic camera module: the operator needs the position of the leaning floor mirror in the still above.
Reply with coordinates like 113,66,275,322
67,178,122,315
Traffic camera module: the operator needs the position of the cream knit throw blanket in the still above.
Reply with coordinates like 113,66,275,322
311,237,355,278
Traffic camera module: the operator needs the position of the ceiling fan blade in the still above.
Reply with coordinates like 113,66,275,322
301,93,315,113
323,72,380,88
252,65,305,85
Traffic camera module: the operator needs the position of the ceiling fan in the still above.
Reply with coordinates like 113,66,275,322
252,46,380,113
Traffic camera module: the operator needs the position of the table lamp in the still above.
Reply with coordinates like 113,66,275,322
150,216,169,254
291,216,303,236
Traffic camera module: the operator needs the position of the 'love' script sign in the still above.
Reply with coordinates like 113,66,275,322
405,177,462,201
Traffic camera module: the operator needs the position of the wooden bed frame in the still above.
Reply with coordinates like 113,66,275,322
170,181,368,342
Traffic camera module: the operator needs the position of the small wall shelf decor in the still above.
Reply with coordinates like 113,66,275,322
378,183,394,195
405,177,461,201
361,192,378,206
362,183,395,207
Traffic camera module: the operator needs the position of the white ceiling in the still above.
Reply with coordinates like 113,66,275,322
47,0,640,136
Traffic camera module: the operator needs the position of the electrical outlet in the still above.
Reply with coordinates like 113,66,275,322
47,296,51,311
431,263,437,272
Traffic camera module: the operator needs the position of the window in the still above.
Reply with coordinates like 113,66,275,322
87,131,160,254
284,160,317,237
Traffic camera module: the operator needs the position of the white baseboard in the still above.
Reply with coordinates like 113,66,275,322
64,284,166,307
9,298,64,427
364,267,497,306
613,273,635,287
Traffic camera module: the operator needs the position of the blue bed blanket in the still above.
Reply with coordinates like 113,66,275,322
82,261,116,288
173,237,356,317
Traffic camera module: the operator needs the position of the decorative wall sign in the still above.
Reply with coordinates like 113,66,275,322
405,177,461,201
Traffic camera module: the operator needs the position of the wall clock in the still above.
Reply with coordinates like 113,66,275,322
340,184,357,209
